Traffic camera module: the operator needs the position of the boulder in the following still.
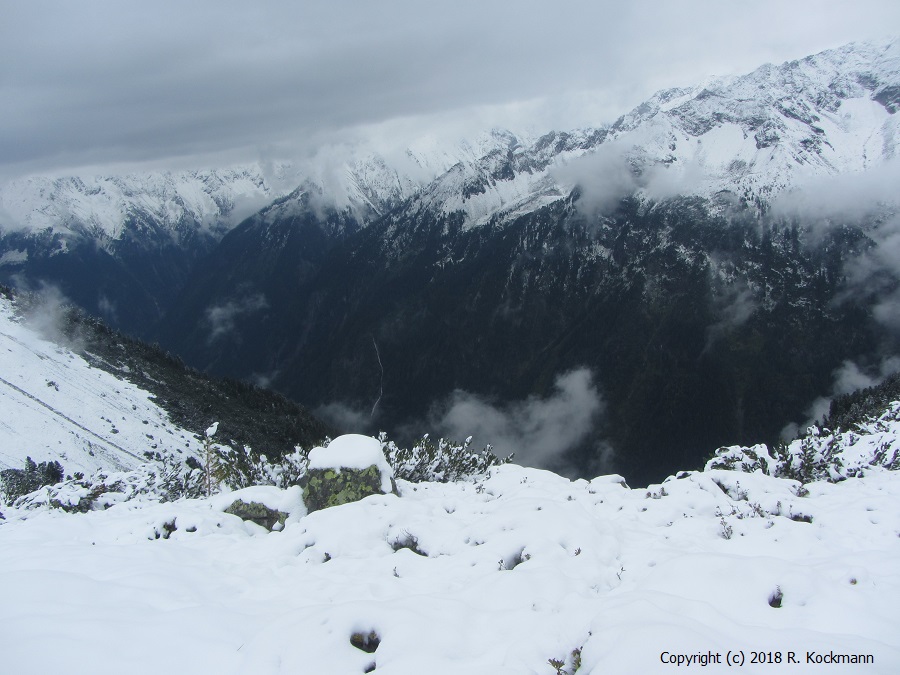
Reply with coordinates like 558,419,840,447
302,435,397,513
224,499,288,531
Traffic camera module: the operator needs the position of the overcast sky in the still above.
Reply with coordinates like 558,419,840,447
2,1,898,181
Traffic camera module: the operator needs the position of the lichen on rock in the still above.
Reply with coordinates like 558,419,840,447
302,435,398,513
224,499,288,531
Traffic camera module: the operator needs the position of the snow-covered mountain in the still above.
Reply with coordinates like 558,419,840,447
3,38,900,485
400,38,900,231
6,38,897,255
152,39,900,487
0,129,516,243
0,167,281,243
3,38,897,291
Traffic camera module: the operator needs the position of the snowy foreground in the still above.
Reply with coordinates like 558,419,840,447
2,460,899,673
2,291,899,672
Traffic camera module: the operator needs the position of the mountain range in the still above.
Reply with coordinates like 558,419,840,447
2,38,899,484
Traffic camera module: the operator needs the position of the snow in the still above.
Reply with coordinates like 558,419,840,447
1,461,898,673
0,167,282,240
0,294,205,473
308,434,394,492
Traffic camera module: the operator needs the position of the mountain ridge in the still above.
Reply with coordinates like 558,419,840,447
3,39,900,484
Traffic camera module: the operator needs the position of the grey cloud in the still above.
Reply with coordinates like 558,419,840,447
551,142,641,216
2,1,898,180
427,367,605,472
205,293,268,343
770,161,900,334
551,141,712,217
16,282,83,351
839,214,900,333
316,401,373,435
771,160,900,226
704,281,757,352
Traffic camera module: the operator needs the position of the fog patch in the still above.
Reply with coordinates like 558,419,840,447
551,142,641,217
704,279,757,352
205,293,268,344
771,159,900,226
641,154,709,202
316,401,373,435
427,368,605,472
835,215,900,333
251,370,279,390
14,281,84,351
551,140,715,219
97,294,117,324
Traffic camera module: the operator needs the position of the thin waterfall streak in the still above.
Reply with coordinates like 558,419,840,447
370,335,384,418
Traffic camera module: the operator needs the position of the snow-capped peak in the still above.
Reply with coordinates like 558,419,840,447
400,37,900,231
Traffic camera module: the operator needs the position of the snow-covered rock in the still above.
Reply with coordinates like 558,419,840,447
304,434,397,512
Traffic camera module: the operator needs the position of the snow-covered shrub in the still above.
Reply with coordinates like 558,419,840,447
9,452,204,512
214,444,310,490
380,433,512,483
0,457,64,505
824,372,900,433
213,433,507,489
706,401,900,483
5,431,507,514
705,444,773,474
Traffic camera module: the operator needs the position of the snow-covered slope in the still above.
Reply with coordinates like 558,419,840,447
601,38,900,206
0,291,205,474
1,439,898,672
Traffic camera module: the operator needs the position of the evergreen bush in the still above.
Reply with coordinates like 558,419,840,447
1,457,64,505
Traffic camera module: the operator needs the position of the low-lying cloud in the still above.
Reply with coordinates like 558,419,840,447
550,141,710,218
770,161,900,335
704,278,758,352
205,292,268,344
315,401,374,436
771,160,900,225
551,142,642,216
12,280,85,351
427,367,607,472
